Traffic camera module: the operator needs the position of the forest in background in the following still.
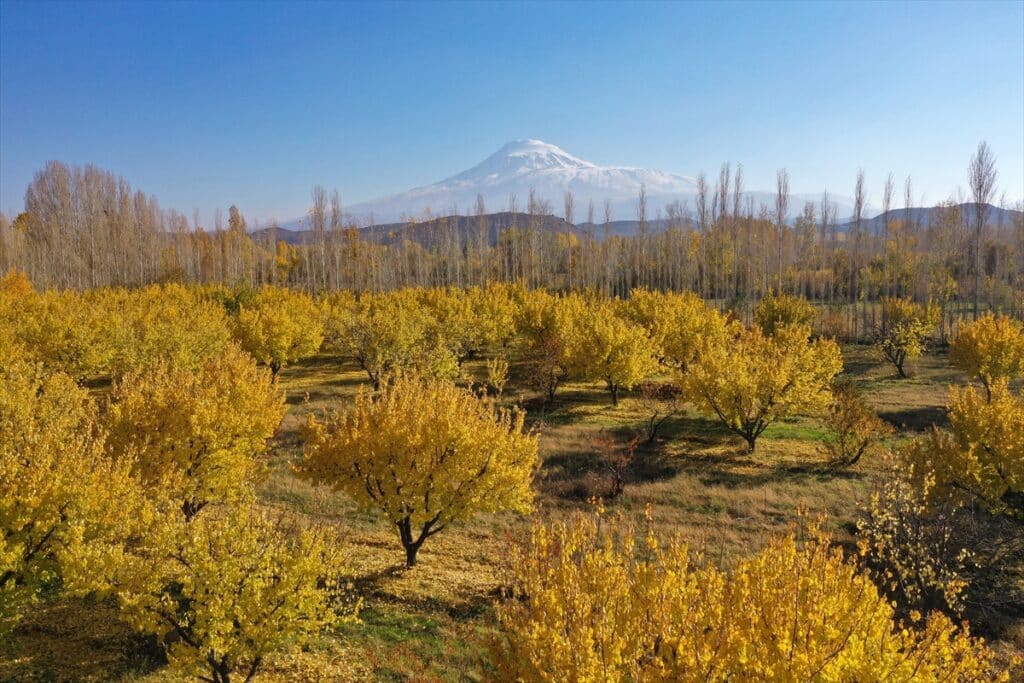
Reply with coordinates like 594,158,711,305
1,143,1021,341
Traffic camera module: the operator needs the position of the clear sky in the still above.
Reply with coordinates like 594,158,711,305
1,0,1022,225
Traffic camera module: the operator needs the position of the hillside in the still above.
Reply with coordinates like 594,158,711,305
254,202,1018,247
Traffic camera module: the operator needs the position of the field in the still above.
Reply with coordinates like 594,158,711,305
4,339,1020,682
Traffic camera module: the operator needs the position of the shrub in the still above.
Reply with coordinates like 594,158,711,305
0,360,140,633
823,381,893,467
489,511,1009,682
754,290,816,336
115,507,353,683
231,286,324,374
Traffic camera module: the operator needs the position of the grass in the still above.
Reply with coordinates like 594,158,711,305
3,343,1021,680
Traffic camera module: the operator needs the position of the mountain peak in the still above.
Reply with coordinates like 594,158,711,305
449,139,596,182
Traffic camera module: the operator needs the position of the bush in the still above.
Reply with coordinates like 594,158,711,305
115,507,353,683
231,286,324,374
0,360,141,633
872,297,939,379
489,511,1009,681
950,313,1024,398
823,381,893,467
754,291,815,336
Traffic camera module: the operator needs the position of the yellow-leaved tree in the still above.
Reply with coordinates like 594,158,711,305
684,323,842,452
231,285,324,375
904,380,1023,519
949,313,1024,399
872,296,939,378
115,507,353,683
332,289,458,387
753,290,816,336
0,287,112,378
296,373,538,567
572,301,657,405
516,290,583,401
97,284,234,376
621,289,725,368
421,285,519,365
489,512,1009,682
105,345,285,520
0,360,141,634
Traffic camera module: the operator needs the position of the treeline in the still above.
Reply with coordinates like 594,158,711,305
2,145,1021,338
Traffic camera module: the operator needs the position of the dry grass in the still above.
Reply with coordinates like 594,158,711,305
4,345,1021,681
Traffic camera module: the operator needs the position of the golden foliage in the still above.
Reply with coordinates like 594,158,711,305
296,372,538,567
231,285,324,374
1,283,233,378
0,268,33,297
904,381,1023,518
622,288,725,368
421,284,520,362
115,507,354,683
859,461,973,615
329,289,459,386
490,511,1009,682
0,360,140,633
516,290,585,401
105,345,285,520
872,297,940,378
572,300,658,405
950,313,1024,396
98,284,234,376
486,356,510,395
753,290,816,336
0,288,110,377
684,323,842,452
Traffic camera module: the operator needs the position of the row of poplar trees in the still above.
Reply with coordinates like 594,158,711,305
2,144,1020,338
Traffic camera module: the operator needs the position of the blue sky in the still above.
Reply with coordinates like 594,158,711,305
1,0,1022,225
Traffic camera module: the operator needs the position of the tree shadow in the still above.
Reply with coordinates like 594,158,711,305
346,565,494,623
537,413,744,500
285,387,355,406
519,388,613,427
0,598,166,681
880,406,947,432
348,562,408,597
688,457,867,489
283,354,370,385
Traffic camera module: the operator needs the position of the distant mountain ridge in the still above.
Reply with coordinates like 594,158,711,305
836,203,1022,234
252,212,581,248
254,202,1018,248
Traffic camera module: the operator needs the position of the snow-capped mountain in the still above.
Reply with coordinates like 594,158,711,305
338,140,861,225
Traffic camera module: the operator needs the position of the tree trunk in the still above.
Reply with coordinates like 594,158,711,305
404,543,421,568
397,517,424,568
208,653,232,683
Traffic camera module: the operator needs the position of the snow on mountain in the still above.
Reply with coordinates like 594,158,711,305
337,140,863,225
345,139,701,224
